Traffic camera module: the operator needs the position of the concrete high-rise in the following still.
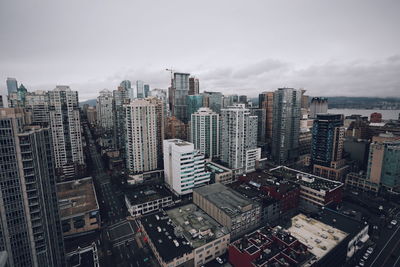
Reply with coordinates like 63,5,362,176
311,114,345,167
163,139,211,195
113,85,130,154
271,88,301,164
96,89,114,132
145,97,165,167
0,108,65,267
171,72,190,123
48,86,84,179
220,104,261,174
6,77,18,95
310,97,328,119
189,77,199,95
190,107,220,159
124,99,158,173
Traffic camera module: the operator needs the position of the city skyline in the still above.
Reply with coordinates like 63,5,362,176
1,0,400,100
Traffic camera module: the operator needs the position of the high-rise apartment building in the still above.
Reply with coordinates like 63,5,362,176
311,114,345,166
120,80,133,100
188,77,199,95
6,77,18,95
187,94,203,120
220,104,260,174
25,90,50,126
271,88,301,164
171,72,190,123
96,89,114,132
124,99,158,173
150,88,168,116
190,107,219,159
310,97,328,119
163,139,211,195
48,86,84,179
145,97,165,167
113,86,130,154
367,133,400,189
0,108,65,267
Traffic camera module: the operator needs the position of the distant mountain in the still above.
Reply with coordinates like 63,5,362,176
324,97,400,109
79,99,96,107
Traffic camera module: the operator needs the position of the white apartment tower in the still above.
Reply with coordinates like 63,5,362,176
48,86,84,179
124,99,158,173
163,139,211,195
190,107,220,159
96,89,114,132
220,104,260,174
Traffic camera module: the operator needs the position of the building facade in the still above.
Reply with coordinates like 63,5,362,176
163,139,211,195
309,97,328,119
171,72,190,123
190,107,220,159
188,77,199,95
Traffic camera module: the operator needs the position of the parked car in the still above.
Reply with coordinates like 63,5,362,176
391,219,397,226
216,257,223,264
367,247,374,253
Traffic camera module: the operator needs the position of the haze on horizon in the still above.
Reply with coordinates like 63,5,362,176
1,0,399,101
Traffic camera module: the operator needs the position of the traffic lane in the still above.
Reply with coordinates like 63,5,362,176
369,225,400,267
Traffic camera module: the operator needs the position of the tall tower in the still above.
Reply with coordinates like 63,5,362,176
0,108,65,267
311,114,345,166
310,97,328,119
120,80,133,100
186,94,204,120
113,85,130,155
48,86,84,179
136,80,145,99
145,97,165,167
202,91,223,113
171,72,190,123
96,89,114,132
271,88,301,164
220,104,260,174
190,107,220,159
124,99,158,173
6,77,18,95
188,77,199,95
25,90,50,126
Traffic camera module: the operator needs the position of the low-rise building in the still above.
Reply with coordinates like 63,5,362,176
140,204,230,267
345,172,380,194
57,177,100,237
193,183,261,237
124,184,174,218
205,161,233,184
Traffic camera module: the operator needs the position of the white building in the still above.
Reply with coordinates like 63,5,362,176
220,104,260,174
96,89,114,132
124,99,158,173
48,86,84,179
190,107,220,159
163,139,211,195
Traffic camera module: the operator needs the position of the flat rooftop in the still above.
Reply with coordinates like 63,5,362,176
166,204,229,248
239,171,299,194
57,177,98,218
287,213,348,261
141,211,192,263
269,166,343,192
228,182,278,207
194,183,259,217
205,162,231,174
125,184,173,205
166,139,192,146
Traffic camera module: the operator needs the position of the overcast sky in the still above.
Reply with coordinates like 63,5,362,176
1,0,399,101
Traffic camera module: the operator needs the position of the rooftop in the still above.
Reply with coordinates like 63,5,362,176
287,213,348,261
141,211,193,263
57,177,99,219
205,162,232,174
166,204,229,249
238,171,299,194
269,166,343,192
194,183,259,217
125,184,173,205
228,182,279,207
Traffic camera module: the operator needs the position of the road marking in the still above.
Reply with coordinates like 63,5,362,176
370,225,400,267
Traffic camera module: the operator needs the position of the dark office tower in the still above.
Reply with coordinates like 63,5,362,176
171,72,190,123
271,88,302,164
187,94,203,120
6,77,18,95
145,97,165,167
113,86,130,156
0,95,3,108
202,91,223,113
144,84,150,98
0,108,65,267
250,108,267,144
17,84,28,107
311,114,345,167
239,95,247,104
258,92,274,148
188,77,199,95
